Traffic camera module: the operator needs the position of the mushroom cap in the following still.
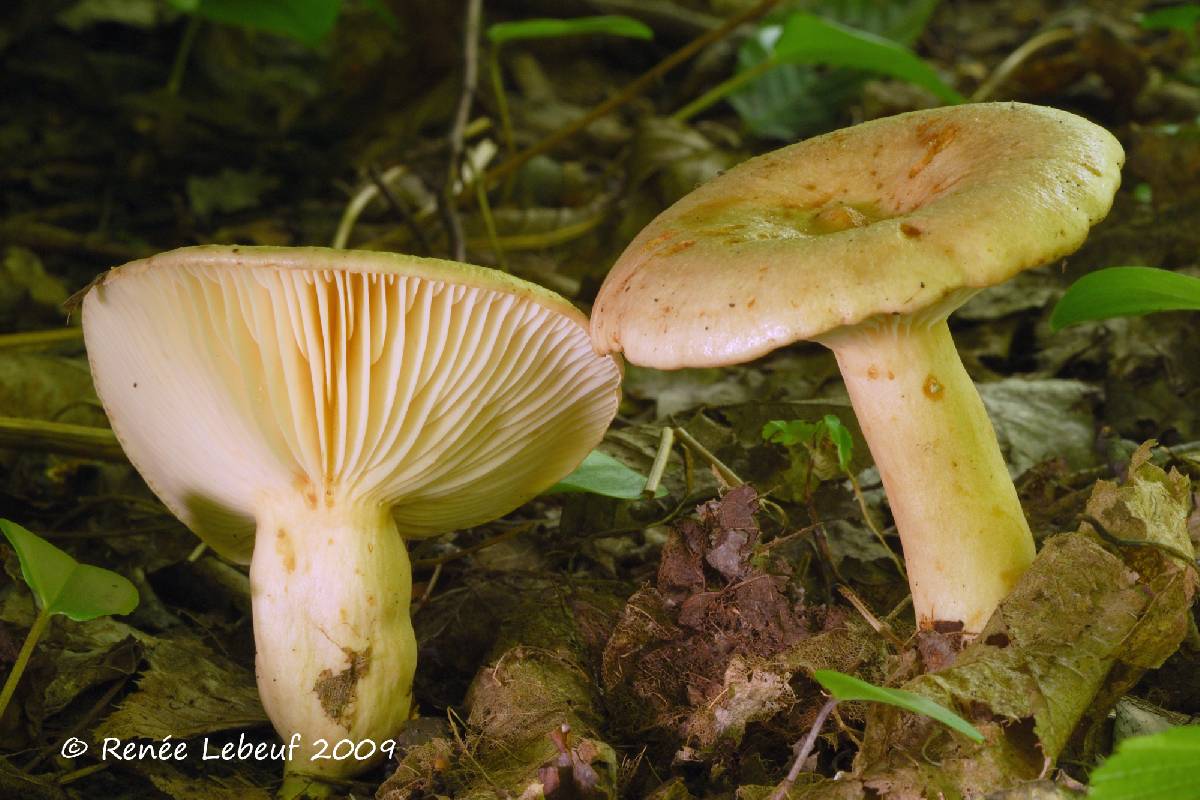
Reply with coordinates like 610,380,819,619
83,245,622,563
591,102,1124,368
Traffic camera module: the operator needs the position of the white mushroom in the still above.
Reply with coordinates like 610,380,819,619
592,103,1123,634
83,245,621,791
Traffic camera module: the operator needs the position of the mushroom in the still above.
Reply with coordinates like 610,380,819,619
82,245,622,790
592,103,1122,634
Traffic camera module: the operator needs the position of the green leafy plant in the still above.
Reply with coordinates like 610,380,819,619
1088,724,1200,799
485,15,653,155
813,669,984,741
1140,4,1200,33
1050,266,1200,330
763,414,906,577
0,520,139,719
676,8,961,135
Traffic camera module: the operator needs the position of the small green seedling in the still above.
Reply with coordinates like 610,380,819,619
763,414,854,491
1088,724,1200,799
764,415,906,577
0,520,138,720
548,449,664,500
485,15,653,154
675,11,962,125
813,669,984,742
1050,266,1200,330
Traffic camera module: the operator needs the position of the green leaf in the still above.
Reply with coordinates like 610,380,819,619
0,520,139,621
1050,267,1200,330
813,669,984,742
487,15,653,46
772,13,963,104
1140,5,1200,31
762,419,820,447
165,0,340,47
729,0,943,139
1090,725,1200,799
547,450,663,499
821,415,854,472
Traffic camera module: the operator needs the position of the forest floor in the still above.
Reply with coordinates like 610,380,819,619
1,1,1200,798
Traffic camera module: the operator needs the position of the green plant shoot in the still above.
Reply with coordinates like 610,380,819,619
1050,266,1200,330
675,12,962,123
485,15,653,154
548,449,664,499
813,669,985,742
1088,724,1200,799
0,520,139,720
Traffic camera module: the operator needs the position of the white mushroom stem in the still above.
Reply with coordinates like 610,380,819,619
250,500,415,784
821,316,1035,634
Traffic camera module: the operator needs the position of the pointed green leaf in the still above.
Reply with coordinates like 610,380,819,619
0,520,138,621
773,13,963,104
1050,267,1200,330
813,669,984,742
821,415,854,472
547,450,664,499
1090,725,1200,799
487,15,653,46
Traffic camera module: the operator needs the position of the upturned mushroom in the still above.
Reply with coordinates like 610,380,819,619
82,246,621,791
592,103,1122,634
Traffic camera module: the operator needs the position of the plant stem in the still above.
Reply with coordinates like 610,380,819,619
166,15,201,96
643,426,675,498
0,608,51,721
770,696,838,800
489,48,516,155
672,57,776,122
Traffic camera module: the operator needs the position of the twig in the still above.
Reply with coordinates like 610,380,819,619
846,471,906,579
643,427,675,498
769,696,838,800
836,584,906,650
440,0,484,261
368,164,434,255
1080,514,1200,578
0,417,123,461
970,27,1075,102
481,0,781,191
672,426,742,488
0,328,83,352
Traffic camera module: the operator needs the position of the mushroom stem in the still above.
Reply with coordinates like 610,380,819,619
823,317,1035,634
250,501,415,781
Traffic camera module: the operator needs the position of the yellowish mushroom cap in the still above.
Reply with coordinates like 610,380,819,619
83,245,622,563
592,102,1124,368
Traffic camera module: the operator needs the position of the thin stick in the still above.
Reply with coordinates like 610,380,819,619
643,427,675,498
769,696,838,800
166,15,201,96
481,0,780,191
441,0,484,261
369,164,434,255
846,472,906,579
673,426,742,488
0,328,83,352
836,584,905,649
970,28,1075,102
0,417,123,461
57,762,110,786
0,609,51,720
